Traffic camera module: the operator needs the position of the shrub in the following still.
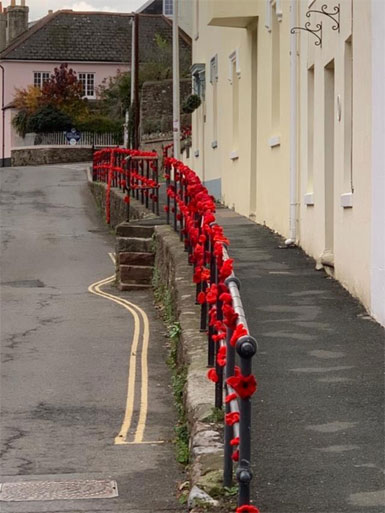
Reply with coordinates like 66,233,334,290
12,110,30,137
27,106,72,133
75,115,123,134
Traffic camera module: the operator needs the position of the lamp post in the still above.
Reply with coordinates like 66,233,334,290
0,64,4,167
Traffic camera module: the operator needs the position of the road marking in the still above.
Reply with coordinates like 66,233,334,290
88,258,151,444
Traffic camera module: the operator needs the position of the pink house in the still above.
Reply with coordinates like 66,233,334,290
0,1,191,166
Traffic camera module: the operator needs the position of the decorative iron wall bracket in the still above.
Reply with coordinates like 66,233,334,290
291,21,322,47
290,3,340,47
307,4,340,32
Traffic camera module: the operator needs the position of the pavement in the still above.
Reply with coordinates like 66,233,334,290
216,207,385,513
0,163,184,512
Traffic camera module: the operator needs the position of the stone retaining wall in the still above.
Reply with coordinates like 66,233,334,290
11,145,93,167
88,180,158,230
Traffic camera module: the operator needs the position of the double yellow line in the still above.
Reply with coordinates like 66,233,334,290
88,255,150,445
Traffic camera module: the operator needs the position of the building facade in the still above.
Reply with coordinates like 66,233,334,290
185,0,385,326
0,2,191,166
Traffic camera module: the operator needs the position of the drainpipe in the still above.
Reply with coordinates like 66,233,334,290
0,64,4,167
172,0,180,159
285,0,298,246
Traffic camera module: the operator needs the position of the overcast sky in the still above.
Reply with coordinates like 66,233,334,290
25,0,146,21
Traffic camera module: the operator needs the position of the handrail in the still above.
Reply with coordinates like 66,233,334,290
164,156,259,513
92,147,160,223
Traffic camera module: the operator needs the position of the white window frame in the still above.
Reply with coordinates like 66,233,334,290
163,0,173,17
191,63,206,100
210,54,218,84
78,72,95,98
228,49,241,83
33,71,50,89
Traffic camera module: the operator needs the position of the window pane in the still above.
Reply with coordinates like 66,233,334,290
34,72,41,88
87,74,94,96
164,0,173,15
79,73,86,96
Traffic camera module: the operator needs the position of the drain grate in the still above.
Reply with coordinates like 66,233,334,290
0,479,118,502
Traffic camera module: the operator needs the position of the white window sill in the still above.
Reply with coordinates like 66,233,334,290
340,192,353,208
229,150,239,160
268,135,280,148
304,192,314,206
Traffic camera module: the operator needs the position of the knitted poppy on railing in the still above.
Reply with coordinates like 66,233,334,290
92,147,159,223
163,156,259,513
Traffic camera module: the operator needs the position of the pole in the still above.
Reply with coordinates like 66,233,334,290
129,16,136,149
134,13,140,149
172,0,180,158
286,0,298,245
0,64,4,167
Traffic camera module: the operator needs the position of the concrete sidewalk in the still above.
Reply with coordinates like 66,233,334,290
216,207,385,513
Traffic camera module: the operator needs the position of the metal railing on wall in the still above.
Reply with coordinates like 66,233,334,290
92,148,160,223
164,156,259,513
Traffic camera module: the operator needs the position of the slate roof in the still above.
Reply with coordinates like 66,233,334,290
0,11,191,63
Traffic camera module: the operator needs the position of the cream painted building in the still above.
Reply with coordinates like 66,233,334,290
186,0,293,241
184,0,385,327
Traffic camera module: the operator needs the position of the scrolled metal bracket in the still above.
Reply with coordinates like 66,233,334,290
290,3,340,47
291,21,322,47
307,3,340,32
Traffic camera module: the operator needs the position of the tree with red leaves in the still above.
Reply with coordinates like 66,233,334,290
41,64,86,118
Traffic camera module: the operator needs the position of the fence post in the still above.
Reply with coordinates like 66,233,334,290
235,334,257,507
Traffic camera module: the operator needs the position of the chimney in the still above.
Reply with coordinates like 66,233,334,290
0,2,6,52
6,0,29,47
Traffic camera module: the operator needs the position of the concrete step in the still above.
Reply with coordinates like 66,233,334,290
118,282,152,291
116,223,155,238
119,265,153,284
118,252,155,266
116,236,153,253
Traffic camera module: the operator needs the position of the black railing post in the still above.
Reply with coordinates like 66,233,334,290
235,335,257,506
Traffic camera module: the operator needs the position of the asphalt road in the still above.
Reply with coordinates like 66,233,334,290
0,164,184,513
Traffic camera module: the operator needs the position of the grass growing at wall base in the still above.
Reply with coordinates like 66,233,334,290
152,267,189,466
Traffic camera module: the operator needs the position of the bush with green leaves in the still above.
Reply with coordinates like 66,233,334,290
75,115,123,135
27,106,73,133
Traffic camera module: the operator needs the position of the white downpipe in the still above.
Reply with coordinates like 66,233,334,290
172,0,181,159
285,0,298,246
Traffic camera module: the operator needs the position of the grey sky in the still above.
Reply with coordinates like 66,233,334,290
24,0,146,22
